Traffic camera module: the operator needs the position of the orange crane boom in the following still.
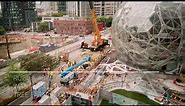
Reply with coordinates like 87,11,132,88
81,1,109,51
89,1,103,47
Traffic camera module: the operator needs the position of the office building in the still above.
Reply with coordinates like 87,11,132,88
36,2,58,16
93,1,122,17
58,1,67,14
66,1,91,17
1,1,37,30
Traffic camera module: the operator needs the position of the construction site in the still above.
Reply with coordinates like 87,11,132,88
0,1,185,106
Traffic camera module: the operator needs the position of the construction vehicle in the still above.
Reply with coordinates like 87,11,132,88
81,1,109,51
60,56,91,84
60,71,78,85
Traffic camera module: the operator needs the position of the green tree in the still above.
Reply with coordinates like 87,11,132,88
4,64,27,93
20,53,60,98
52,11,64,17
20,53,49,99
0,26,11,59
20,53,59,72
86,16,92,20
37,16,42,22
38,22,49,32
97,16,107,23
105,17,113,27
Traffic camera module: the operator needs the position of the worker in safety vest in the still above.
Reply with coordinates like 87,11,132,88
48,71,54,79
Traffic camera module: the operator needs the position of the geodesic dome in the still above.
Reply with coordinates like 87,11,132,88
111,2,185,71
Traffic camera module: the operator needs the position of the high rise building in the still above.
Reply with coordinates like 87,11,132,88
66,1,78,17
36,2,58,16
66,1,91,17
1,1,37,30
93,1,122,17
58,1,67,14
79,1,91,18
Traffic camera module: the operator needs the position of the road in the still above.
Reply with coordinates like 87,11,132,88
10,28,110,59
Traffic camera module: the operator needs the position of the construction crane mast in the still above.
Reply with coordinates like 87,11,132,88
89,1,103,47
81,1,109,51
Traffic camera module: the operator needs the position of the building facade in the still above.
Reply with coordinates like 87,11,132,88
36,2,58,16
66,1,91,17
1,1,37,30
58,1,67,14
53,19,93,35
79,1,91,18
93,1,122,17
66,1,79,17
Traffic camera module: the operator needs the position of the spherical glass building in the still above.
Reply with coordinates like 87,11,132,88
111,2,185,72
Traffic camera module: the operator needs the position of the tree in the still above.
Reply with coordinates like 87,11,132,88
86,16,92,21
37,16,42,22
105,17,113,27
20,53,59,72
38,22,49,32
20,53,60,98
97,16,107,23
0,26,11,59
52,11,64,17
4,64,27,93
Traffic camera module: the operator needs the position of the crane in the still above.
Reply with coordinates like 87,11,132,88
60,56,91,85
81,1,109,51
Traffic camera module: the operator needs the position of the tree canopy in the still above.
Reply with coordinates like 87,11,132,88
37,16,42,22
38,22,49,32
96,16,113,27
97,16,107,23
0,26,6,35
20,53,60,73
52,11,64,17
4,64,27,92
105,17,113,27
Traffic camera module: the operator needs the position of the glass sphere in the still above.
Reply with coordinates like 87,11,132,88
111,2,185,71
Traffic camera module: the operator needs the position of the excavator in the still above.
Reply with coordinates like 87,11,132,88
81,1,109,51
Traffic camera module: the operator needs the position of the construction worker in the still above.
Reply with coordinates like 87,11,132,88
49,71,54,79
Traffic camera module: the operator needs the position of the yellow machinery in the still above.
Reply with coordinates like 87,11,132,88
81,1,109,51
